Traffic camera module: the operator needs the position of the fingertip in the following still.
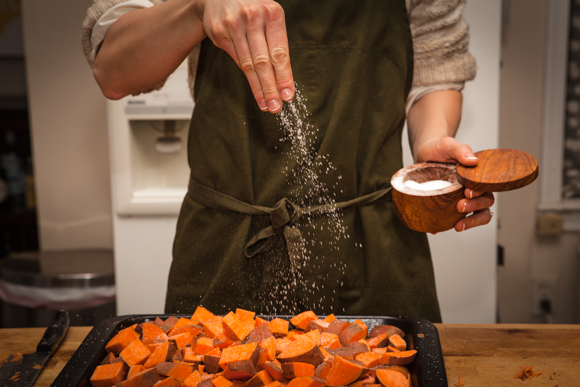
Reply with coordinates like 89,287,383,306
281,88,293,102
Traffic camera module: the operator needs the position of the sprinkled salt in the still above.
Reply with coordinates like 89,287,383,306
405,179,452,191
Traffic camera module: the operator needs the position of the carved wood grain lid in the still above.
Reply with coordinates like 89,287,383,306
456,149,539,192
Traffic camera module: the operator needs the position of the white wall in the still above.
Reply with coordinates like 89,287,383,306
402,0,502,323
497,0,580,323
21,0,114,250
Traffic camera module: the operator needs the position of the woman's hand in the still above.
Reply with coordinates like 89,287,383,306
414,136,495,233
196,0,294,112
407,90,495,233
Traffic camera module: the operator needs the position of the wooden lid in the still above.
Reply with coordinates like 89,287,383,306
456,149,539,192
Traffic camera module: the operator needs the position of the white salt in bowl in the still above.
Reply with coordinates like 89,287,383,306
390,163,467,233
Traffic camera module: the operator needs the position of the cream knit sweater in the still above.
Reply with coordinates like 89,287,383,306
81,0,476,95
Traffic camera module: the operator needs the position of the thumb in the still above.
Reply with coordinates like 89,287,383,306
446,138,478,166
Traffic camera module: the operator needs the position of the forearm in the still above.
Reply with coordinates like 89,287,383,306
406,90,463,163
93,0,206,99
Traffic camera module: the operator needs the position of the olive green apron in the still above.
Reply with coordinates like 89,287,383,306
166,0,442,322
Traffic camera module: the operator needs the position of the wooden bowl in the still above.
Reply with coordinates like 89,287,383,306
391,163,466,233
391,149,539,233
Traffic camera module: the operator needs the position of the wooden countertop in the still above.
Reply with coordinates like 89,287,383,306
1,324,578,387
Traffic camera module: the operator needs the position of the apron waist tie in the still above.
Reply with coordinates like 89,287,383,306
187,177,392,262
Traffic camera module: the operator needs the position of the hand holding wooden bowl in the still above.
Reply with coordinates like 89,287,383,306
391,149,539,233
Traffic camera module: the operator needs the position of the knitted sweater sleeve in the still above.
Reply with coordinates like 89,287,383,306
407,0,477,87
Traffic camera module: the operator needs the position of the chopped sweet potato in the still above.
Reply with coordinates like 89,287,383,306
257,362,286,382
106,327,141,355
194,337,216,355
513,365,542,381
246,323,273,344
90,362,129,387
144,341,171,369
128,365,145,379
354,352,381,369
120,339,152,367
305,320,329,333
224,312,254,341
141,322,167,341
281,362,315,379
339,324,367,346
213,375,235,387
269,318,290,337
325,355,365,386
325,320,351,336
184,347,204,364
192,306,216,324
323,315,336,323
169,332,194,350
277,336,323,366
375,367,410,387
156,362,194,382
183,370,202,387
205,317,234,342
388,334,406,352
368,325,404,339
122,368,163,387
259,336,276,361
289,311,318,331
286,376,326,387
314,362,331,381
243,370,273,387
219,342,260,368
160,317,181,334
320,333,341,349
254,317,269,328
380,350,417,366
367,333,389,349
222,360,257,379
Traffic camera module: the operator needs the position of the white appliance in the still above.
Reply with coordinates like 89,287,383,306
109,1,501,321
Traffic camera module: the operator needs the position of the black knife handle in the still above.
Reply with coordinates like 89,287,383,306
36,309,70,353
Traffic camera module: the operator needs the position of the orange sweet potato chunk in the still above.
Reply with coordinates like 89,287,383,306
120,339,152,367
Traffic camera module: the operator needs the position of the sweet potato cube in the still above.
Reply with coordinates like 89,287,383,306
156,362,194,382
375,367,411,387
122,368,163,387
290,311,318,331
354,352,381,369
277,336,323,366
322,315,336,323
219,342,260,368
281,362,315,379
213,375,234,387
326,320,351,336
142,323,169,342
160,317,181,334
168,318,195,336
243,370,273,387
191,306,216,324
106,327,141,355
367,333,389,349
204,316,234,342
387,334,406,352
268,318,289,337
259,336,276,361
320,333,341,349
368,325,404,339
314,362,331,381
380,350,417,366
325,355,365,386
287,376,326,387
245,323,273,344
222,360,257,380
128,365,145,379
183,370,202,387
90,362,129,387
144,342,171,369
235,308,256,323
339,324,367,346
155,376,182,387
120,339,152,367
169,332,194,350
223,312,254,341
254,317,269,328
257,362,286,382
194,337,216,355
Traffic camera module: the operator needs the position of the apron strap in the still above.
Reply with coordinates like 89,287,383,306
188,177,392,260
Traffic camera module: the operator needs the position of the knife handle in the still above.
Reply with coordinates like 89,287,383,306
36,309,70,353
